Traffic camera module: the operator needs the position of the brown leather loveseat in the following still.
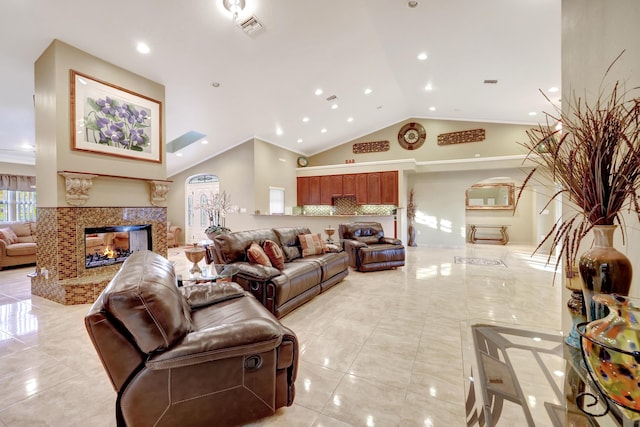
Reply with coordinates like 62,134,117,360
210,226,349,318
85,250,298,427
339,222,405,272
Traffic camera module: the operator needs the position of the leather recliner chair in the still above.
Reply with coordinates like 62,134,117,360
339,222,405,272
85,250,298,427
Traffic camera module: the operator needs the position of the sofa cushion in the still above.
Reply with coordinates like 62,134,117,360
273,227,311,262
355,236,380,245
10,222,33,238
263,240,285,270
16,236,36,244
101,251,192,354
6,242,36,256
213,229,279,264
0,227,18,244
299,233,325,257
247,241,272,267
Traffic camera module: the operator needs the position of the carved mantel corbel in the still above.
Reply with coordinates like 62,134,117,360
59,172,97,206
149,180,170,206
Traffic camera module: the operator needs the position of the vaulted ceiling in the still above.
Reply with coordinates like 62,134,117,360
0,0,560,176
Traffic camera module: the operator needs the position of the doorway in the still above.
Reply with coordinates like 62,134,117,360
185,174,219,243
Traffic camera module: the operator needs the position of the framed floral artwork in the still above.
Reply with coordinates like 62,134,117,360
70,70,162,163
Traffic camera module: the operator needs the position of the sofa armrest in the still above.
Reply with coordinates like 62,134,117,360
380,237,403,245
145,317,284,370
343,240,367,269
0,239,7,254
179,282,245,309
234,262,281,282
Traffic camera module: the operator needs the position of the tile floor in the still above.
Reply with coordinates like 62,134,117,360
0,244,562,426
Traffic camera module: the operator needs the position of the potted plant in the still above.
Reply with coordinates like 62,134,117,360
197,190,237,239
517,57,640,323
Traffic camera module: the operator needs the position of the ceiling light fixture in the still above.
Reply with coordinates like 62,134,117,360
408,1,418,8
528,111,537,116
548,86,559,93
136,42,150,54
347,117,354,122
297,139,303,143
429,106,436,111
302,117,309,123
364,88,372,95
201,140,209,145
424,84,433,91
321,128,327,133
314,88,323,96
331,104,339,110
276,127,283,136
176,153,183,157
223,0,245,20
417,53,427,61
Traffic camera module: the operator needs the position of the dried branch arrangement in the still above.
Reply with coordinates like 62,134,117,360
517,54,640,271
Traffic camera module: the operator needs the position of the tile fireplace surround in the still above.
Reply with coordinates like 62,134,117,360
30,206,167,305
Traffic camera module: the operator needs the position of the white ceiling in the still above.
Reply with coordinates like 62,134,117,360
0,0,560,177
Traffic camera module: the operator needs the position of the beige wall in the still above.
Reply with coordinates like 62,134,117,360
253,139,299,215
563,0,640,296
34,39,166,207
310,118,531,167
0,162,35,176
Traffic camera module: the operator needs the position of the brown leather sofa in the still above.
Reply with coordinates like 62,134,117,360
0,221,36,270
339,222,405,272
209,226,349,318
85,250,298,427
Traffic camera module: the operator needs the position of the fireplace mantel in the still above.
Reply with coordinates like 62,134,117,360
58,171,172,206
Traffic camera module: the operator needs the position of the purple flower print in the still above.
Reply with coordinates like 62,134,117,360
85,95,151,151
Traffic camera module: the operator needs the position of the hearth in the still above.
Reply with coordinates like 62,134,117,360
84,224,152,269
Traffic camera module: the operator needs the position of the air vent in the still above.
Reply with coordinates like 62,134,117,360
326,95,337,102
237,15,264,35
484,79,498,85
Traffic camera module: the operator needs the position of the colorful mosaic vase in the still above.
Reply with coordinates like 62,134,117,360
579,294,640,419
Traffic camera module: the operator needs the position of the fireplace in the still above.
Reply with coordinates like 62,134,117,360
84,224,152,269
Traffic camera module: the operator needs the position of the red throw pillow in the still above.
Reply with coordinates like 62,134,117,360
299,233,325,257
263,240,285,270
247,241,272,267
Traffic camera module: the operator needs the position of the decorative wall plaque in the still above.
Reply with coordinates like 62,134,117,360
352,140,390,154
437,129,485,145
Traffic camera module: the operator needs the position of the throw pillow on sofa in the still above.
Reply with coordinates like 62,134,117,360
247,241,272,267
299,233,325,257
0,228,18,244
263,240,285,270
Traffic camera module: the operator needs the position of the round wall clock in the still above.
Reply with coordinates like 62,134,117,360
397,122,426,150
297,156,309,167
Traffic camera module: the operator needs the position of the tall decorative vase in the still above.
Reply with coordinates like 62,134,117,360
408,222,417,247
578,225,632,321
578,294,640,420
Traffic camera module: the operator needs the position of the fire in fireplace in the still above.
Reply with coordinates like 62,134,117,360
85,224,152,269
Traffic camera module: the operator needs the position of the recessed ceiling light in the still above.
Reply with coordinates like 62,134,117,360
276,127,283,136
302,117,309,123
136,42,150,54
347,117,354,122
211,82,221,88
321,128,327,133
175,152,183,157
331,104,339,110
528,111,537,116
408,1,418,8
201,140,209,145
297,139,303,143
548,86,559,93
314,88,323,96
417,53,428,61
21,143,33,151
429,106,436,111
424,84,433,91
364,88,372,95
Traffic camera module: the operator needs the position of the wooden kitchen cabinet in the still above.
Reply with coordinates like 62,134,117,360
308,176,321,205
355,174,368,204
297,177,309,206
367,173,381,204
343,174,356,196
320,175,333,204
380,171,398,205
330,175,343,197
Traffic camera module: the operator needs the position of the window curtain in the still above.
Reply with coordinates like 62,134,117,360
0,175,36,191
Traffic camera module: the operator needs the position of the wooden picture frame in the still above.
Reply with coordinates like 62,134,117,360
70,70,162,163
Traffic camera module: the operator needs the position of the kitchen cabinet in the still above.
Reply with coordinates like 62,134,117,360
320,175,333,204
330,175,343,196
380,171,398,205
308,176,321,205
355,174,368,204
297,176,309,206
367,173,381,204
343,174,356,196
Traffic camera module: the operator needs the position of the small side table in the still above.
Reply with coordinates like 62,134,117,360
176,264,238,287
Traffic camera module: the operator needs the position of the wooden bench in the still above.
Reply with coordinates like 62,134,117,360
468,225,509,245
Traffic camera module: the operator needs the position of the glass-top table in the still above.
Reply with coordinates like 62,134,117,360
461,320,640,426
175,263,238,287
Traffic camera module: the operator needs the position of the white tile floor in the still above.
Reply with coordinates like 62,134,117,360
0,244,562,426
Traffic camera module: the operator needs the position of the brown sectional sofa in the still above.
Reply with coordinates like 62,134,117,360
0,221,36,270
209,226,349,318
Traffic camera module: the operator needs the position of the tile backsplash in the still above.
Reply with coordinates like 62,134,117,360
299,196,396,216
